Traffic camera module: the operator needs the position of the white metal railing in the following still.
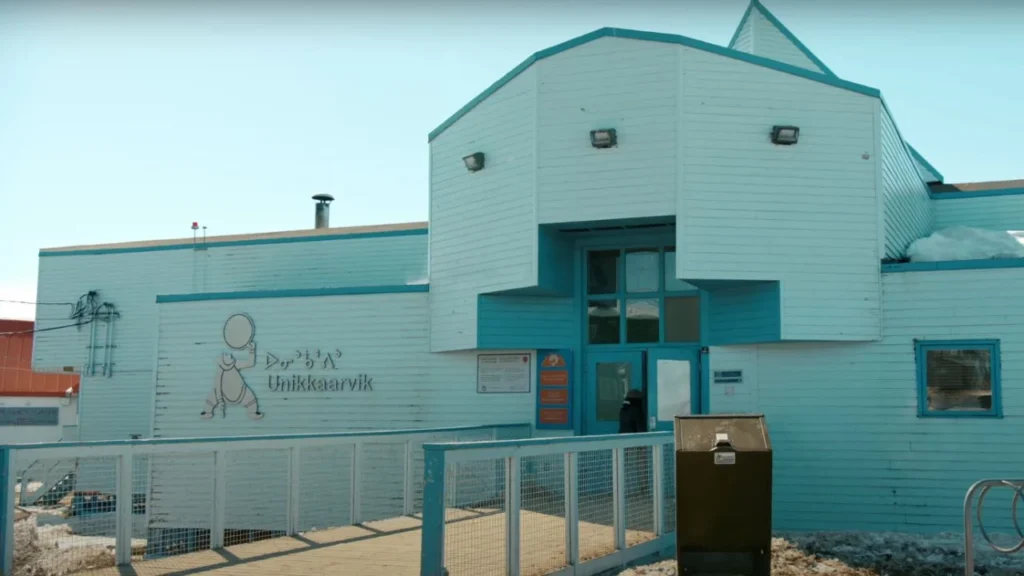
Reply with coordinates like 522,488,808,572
420,432,676,576
1,423,531,575
963,478,1024,576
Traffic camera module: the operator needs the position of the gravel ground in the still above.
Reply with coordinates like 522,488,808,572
618,532,1023,576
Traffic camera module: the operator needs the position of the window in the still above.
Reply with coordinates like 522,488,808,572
587,250,619,295
585,246,703,345
595,362,633,421
915,340,1001,418
664,296,701,342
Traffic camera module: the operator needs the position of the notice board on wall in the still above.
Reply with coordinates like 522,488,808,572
477,354,532,393
536,349,573,430
0,407,59,426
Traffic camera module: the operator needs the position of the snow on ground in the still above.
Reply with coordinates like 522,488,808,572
618,532,1023,576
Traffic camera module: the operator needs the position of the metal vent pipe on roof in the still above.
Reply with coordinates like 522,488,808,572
313,194,334,229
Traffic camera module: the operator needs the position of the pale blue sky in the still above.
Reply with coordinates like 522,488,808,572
1,0,1021,319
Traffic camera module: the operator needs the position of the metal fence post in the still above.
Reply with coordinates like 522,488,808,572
288,446,301,535
1,448,15,576
404,440,414,516
351,442,362,525
613,447,626,551
420,446,447,576
506,456,521,576
564,452,579,567
211,450,226,549
115,452,134,565
652,444,664,536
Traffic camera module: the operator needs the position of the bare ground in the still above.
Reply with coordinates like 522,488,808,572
619,532,1023,576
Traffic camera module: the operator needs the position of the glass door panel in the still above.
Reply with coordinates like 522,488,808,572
585,351,644,435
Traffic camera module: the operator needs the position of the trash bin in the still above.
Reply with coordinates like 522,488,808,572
674,414,772,576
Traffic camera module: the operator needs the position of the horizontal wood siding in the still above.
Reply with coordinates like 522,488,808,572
933,196,1024,230
705,281,781,345
749,8,825,74
477,295,576,350
151,292,535,528
710,269,1024,533
881,106,933,258
676,46,880,341
536,37,678,224
730,14,754,53
428,69,538,352
32,233,427,446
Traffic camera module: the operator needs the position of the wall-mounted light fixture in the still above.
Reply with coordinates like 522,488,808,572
463,152,485,172
590,128,617,149
770,125,800,145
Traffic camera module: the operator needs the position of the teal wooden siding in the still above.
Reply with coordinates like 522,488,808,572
675,46,881,341
428,68,538,352
934,195,1024,230
32,231,428,445
881,105,933,258
151,292,535,530
477,295,575,350
727,5,755,53
709,268,1024,533
705,281,781,345
745,2,831,75
536,37,678,224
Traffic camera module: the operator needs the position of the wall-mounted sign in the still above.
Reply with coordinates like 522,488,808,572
200,313,376,422
0,407,60,426
540,389,569,405
477,354,532,394
536,350,573,430
713,370,743,385
539,408,570,426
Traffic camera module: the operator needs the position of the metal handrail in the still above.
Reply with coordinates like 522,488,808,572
963,478,1024,575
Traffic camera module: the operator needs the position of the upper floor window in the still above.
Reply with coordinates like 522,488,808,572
915,340,1001,418
586,246,702,345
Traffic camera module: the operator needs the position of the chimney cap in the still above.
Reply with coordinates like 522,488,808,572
312,194,335,203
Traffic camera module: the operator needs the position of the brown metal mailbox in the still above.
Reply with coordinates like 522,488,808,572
674,414,772,576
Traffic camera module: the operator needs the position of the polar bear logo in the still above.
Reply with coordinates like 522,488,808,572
200,313,264,420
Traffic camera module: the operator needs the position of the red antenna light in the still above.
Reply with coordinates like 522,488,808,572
191,222,199,230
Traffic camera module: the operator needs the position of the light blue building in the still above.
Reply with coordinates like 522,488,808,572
30,0,1023,535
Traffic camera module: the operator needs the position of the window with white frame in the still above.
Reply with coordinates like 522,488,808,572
915,340,1001,417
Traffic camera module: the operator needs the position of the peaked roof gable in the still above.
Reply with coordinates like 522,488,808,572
429,27,877,142
728,0,835,77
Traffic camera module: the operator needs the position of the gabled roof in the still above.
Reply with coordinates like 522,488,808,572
727,0,835,77
428,27,879,142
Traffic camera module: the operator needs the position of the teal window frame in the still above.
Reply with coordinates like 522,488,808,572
915,339,1002,418
584,245,704,347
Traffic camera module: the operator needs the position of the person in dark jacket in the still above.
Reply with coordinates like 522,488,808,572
618,389,647,434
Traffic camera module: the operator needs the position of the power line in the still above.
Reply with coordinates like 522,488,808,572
0,299,75,306
0,319,95,337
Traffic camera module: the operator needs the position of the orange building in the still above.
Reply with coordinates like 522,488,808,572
0,320,80,443
0,320,80,397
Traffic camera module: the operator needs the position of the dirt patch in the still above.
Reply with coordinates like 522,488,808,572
619,532,1022,576
13,515,115,576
